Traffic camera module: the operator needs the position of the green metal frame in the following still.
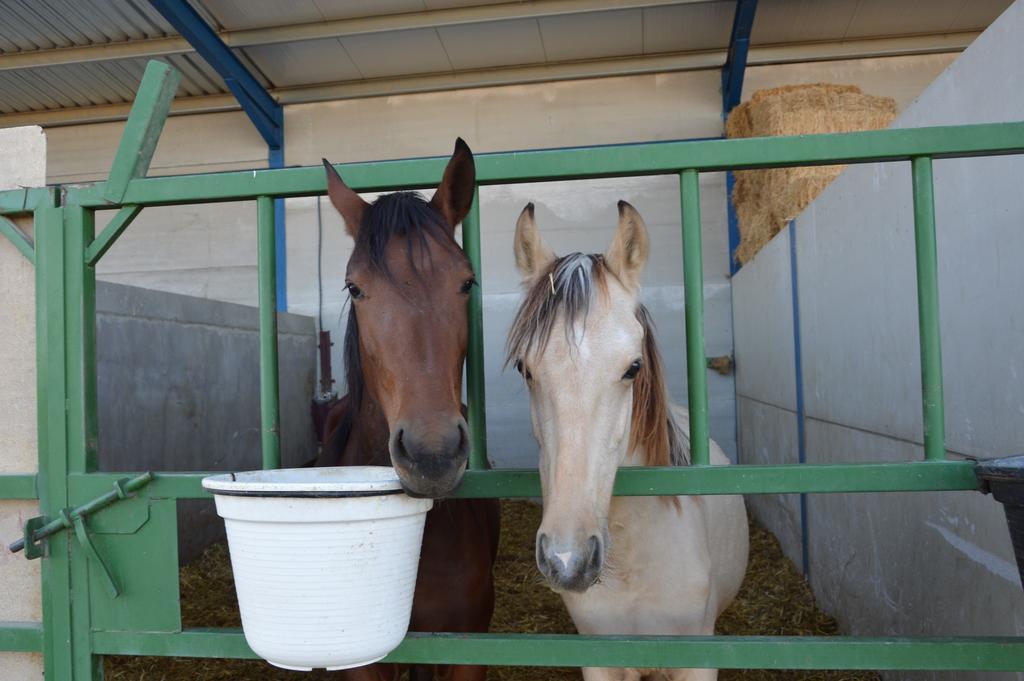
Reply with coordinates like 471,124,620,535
2,61,1023,678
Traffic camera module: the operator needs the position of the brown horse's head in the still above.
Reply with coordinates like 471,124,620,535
322,140,476,498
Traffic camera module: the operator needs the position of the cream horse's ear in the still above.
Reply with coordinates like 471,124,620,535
514,203,556,283
604,200,649,293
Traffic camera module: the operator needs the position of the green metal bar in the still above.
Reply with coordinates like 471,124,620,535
0,187,56,215
0,622,44,653
53,121,1024,209
62,204,102,678
462,189,488,469
64,206,99,475
0,474,37,499
0,215,35,263
83,205,143,266
680,170,710,465
911,156,947,461
69,461,980,502
34,205,76,680
102,60,181,203
257,195,281,470
89,630,1024,671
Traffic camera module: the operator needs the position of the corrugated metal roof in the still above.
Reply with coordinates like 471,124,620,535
0,0,1015,121
0,0,174,50
0,53,234,114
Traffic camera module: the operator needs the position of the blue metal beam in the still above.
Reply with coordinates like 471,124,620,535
148,0,281,149
723,0,758,274
721,0,758,114
148,0,287,310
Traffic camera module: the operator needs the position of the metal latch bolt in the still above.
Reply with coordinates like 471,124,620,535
7,472,154,597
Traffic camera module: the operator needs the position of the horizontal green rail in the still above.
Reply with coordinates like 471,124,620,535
68,461,979,503
0,186,56,215
0,622,44,653
0,474,38,500
47,121,1024,209
90,630,1024,671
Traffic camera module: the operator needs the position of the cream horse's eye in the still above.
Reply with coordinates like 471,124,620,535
515,360,532,381
622,359,643,380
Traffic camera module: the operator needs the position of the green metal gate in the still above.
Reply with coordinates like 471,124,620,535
2,60,1024,679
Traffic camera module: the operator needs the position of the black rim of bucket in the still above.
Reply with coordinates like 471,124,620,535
207,488,406,499
205,470,409,498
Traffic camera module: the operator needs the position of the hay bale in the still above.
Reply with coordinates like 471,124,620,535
727,84,897,264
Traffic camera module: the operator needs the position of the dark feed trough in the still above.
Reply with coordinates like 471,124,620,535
976,455,1024,590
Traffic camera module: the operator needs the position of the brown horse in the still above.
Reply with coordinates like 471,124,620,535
317,140,501,681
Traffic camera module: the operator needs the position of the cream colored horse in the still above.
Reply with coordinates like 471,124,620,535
507,201,749,681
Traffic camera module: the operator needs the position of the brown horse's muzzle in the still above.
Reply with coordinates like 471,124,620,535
388,416,469,498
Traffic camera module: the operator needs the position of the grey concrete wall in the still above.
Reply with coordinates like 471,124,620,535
96,282,317,561
734,3,1024,678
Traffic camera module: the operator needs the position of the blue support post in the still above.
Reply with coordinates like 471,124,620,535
269,147,287,311
726,170,742,275
721,0,758,115
722,0,758,274
148,0,287,310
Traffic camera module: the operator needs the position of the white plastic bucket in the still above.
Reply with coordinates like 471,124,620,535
202,466,433,671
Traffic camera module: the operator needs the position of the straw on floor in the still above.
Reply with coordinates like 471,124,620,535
105,500,879,681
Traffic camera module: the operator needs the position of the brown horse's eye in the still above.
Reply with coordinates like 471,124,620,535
515,360,532,381
622,359,643,380
460,278,476,294
346,283,365,299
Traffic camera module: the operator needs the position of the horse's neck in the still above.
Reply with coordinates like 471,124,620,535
622,403,691,468
341,394,391,467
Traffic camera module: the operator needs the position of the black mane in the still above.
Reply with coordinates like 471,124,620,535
353,191,458,277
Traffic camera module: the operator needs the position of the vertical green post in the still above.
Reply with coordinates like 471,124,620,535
462,189,488,469
65,206,99,474
257,196,281,469
36,205,103,680
911,156,946,461
680,170,710,466
63,206,103,677
35,205,75,680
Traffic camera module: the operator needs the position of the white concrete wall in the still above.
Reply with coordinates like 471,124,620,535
0,125,45,678
40,54,956,469
734,3,1024,678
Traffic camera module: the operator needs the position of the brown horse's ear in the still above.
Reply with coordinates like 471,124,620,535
323,158,369,237
430,138,476,230
604,200,649,292
513,203,555,283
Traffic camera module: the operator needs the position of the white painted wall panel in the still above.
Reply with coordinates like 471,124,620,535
738,397,803,562
794,2,1024,457
732,223,796,411
805,420,1023,681
734,3,1024,671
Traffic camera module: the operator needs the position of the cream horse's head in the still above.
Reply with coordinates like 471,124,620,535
508,201,655,593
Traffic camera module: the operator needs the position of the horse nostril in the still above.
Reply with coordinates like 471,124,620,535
392,428,410,464
536,533,550,569
587,535,602,571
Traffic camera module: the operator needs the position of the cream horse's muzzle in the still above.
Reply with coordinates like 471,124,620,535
536,531,604,592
